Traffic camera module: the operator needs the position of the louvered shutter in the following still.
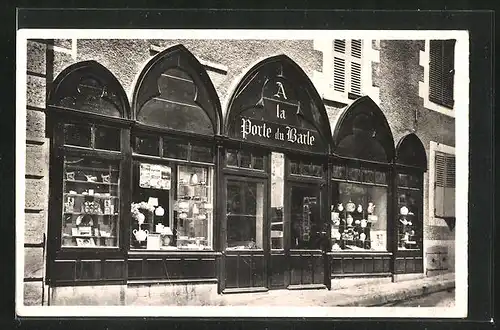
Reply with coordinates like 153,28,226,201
429,40,455,108
444,155,455,217
435,152,455,218
350,40,362,97
332,39,362,97
333,40,346,93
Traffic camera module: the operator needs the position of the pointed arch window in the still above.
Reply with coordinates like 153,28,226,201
395,134,427,253
330,96,394,252
47,61,131,252
130,45,222,251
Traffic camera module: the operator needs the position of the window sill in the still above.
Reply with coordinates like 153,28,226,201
128,250,220,256
327,251,392,256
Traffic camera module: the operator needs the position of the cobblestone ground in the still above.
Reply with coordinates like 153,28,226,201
381,289,455,307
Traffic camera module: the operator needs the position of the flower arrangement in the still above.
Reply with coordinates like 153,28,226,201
131,201,155,220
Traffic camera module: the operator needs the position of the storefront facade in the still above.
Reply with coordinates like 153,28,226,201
23,38,456,305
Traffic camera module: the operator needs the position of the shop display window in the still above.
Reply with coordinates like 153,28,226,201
226,180,265,250
61,156,120,248
397,174,423,250
131,163,213,250
330,182,388,251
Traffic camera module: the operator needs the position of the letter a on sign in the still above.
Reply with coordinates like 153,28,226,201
274,82,288,100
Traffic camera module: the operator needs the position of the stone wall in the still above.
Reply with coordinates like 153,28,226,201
23,38,456,305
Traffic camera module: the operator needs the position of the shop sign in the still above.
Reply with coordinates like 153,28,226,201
139,163,171,190
235,78,322,151
301,196,317,241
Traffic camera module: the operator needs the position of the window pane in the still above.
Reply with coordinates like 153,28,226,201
290,185,322,249
135,135,159,156
375,171,387,185
190,144,213,163
397,189,422,250
95,126,120,151
348,167,362,181
226,149,238,167
240,150,252,169
131,163,213,250
175,166,213,250
64,123,91,147
330,182,387,251
362,169,375,183
332,164,346,179
270,152,285,249
163,138,188,160
253,154,265,170
226,180,264,249
290,160,300,175
131,163,173,250
62,156,119,248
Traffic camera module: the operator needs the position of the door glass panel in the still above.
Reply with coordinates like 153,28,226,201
226,180,264,250
270,152,284,249
290,185,322,249
397,188,422,250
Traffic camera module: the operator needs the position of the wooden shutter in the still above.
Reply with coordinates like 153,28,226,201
434,152,455,218
333,40,346,93
332,39,363,97
429,39,455,108
349,40,362,97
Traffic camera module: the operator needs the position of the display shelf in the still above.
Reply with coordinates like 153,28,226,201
64,193,119,198
65,164,119,172
65,179,119,186
62,234,117,238
64,212,118,216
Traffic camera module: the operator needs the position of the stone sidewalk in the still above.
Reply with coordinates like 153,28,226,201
218,273,455,306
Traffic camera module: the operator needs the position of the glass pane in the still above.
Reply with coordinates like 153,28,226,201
190,144,213,163
240,150,252,169
95,126,120,151
137,68,213,135
375,171,387,185
332,164,346,179
330,182,387,251
163,138,188,160
253,154,265,170
135,135,159,156
62,156,119,248
226,149,238,167
397,189,422,250
362,169,375,183
64,123,91,147
270,153,284,249
300,163,312,176
131,163,173,250
290,185,322,249
290,160,300,175
398,173,409,187
311,164,323,177
226,180,264,250
174,166,213,250
347,167,362,181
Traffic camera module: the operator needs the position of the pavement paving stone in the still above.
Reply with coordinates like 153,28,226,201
219,273,455,307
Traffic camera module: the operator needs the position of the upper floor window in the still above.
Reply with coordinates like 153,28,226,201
429,40,456,109
332,39,363,99
434,151,455,219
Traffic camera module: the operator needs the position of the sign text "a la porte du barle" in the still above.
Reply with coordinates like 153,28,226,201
240,82,316,146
